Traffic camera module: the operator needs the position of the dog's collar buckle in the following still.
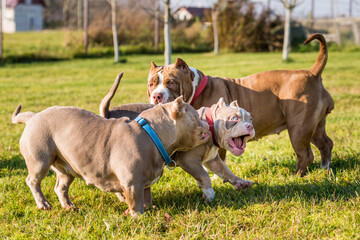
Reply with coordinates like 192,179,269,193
134,116,176,170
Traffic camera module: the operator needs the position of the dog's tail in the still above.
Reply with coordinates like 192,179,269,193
304,33,328,77
99,72,123,118
12,104,36,124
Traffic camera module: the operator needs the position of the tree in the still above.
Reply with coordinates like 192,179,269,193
211,0,229,55
163,0,171,65
154,0,160,51
104,0,119,62
83,0,89,54
0,0,3,61
110,0,119,62
280,0,300,61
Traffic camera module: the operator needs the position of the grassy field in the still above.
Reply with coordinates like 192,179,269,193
0,33,360,239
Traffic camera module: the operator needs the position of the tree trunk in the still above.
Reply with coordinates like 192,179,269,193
212,10,219,55
164,0,171,65
111,0,119,62
77,0,83,30
282,7,291,61
83,0,88,54
353,22,359,46
0,0,2,61
154,2,159,51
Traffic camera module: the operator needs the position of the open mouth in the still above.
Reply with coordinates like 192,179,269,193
228,134,250,156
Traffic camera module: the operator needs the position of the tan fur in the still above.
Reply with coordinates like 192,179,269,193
13,98,210,216
99,77,255,202
147,33,334,176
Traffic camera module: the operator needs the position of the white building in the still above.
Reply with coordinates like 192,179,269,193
3,0,46,33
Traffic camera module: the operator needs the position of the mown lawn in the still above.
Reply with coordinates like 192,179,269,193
0,33,360,239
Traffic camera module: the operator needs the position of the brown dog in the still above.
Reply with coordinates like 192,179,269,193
12,98,210,216
146,33,334,175
100,73,255,203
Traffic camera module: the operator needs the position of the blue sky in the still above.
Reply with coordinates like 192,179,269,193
171,0,360,19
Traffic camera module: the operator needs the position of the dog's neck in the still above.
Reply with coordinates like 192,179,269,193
188,68,208,106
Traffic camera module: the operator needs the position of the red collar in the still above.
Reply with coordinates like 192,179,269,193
190,75,208,106
205,107,219,147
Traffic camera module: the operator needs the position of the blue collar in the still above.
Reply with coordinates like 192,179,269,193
134,116,176,170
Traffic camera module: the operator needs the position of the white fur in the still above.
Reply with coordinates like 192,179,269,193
203,146,219,163
150,71,171,104
187,67,200,104
202,188,215,202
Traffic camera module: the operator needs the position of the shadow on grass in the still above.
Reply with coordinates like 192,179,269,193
152,178,360,214
0,54,69,65
152,152,360,213
0,155,27,170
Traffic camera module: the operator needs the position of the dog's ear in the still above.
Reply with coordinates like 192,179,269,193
174,58,189,71
229,100,239,108
150,61,157,70
212,98,226,117
170,96,186,120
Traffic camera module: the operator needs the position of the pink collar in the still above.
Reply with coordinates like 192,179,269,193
205,107,219,147
190,75,208,106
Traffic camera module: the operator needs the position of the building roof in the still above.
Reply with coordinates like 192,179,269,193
6,0,46,8
176,7,210,17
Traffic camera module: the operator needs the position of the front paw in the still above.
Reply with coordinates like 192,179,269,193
229,178,253,190
202,188,215,204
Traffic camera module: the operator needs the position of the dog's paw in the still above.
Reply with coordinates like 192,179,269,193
229,178,253,190
37,200,52,210
65,205,79,212
202,188,215,204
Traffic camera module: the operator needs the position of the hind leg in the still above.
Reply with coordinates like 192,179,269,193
311,119,333,169
24,156,53,210
52,166,76,210
287,124,315,176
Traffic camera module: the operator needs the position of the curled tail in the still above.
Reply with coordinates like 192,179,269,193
12,104,35,124
99,72,124,118
304,33,328,77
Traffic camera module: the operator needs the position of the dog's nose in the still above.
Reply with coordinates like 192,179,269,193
245,123,253,130
152,92,163,102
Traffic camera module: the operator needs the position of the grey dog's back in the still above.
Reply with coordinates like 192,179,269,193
107,103,154,119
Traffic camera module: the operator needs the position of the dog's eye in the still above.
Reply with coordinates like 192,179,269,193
231,116,239,121
167,80,175,87
148,83,154,88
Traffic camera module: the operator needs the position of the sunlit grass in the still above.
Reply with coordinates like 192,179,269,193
0,33,359,238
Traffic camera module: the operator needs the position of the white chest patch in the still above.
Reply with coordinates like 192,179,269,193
187,67,200,104
203,146,219,163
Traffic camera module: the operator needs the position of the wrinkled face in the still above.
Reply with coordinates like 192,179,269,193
214,102,255,156
147,59,196,104
175,104,210,151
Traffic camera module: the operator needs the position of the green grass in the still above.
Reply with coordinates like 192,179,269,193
1,34,360,238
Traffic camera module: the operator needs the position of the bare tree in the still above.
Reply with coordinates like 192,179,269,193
280,0,300,60
154,1,160,51
163,0,171,65
104,0,119,62
332,0,341,46
111,0,119,62
84,0,89,54
77,0,83,30
0,0,3,61
211,0,228,55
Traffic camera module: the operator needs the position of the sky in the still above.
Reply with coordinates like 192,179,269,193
171,0,360,19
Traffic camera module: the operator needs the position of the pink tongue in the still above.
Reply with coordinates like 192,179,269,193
235,137,242,149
